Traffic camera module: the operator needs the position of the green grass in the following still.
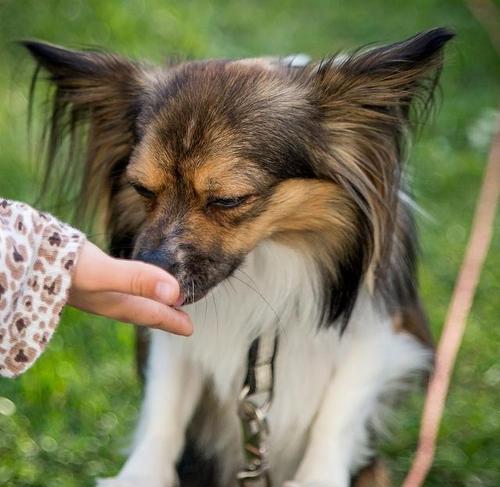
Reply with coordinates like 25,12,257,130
0,1,499,485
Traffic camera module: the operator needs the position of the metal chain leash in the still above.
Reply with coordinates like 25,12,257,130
236,333,279,487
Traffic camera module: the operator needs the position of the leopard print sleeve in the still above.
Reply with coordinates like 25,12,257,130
0,199,85,377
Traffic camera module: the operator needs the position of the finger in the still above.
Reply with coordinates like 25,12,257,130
75,241,181,306
106,258,181,306
115,295,193,336
72,291,193,336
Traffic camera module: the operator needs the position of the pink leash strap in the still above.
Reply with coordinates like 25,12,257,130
403,115,500,487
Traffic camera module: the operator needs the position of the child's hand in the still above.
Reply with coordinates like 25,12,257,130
68,241,192,336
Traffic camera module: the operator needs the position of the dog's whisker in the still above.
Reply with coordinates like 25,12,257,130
234,269,287,334
226,277,237,295
203,288,209,326
210,289,220,343
229,274,284,334
235,268,260,290
223,280,233,301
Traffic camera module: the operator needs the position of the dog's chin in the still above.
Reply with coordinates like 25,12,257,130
177,279,223,307
177,262,245,307
179,290,207,306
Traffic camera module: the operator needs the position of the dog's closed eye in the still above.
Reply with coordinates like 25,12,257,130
207,195,251,209
129,181,156,199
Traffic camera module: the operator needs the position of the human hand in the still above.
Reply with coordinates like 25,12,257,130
68,241,192,336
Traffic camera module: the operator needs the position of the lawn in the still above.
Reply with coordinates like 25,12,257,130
0,1,499,486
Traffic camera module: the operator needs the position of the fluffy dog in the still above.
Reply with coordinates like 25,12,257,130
24,27,453,487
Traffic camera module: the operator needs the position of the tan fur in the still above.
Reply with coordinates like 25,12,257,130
297,42,446,287
352,458,392,487
127,136,359,280
392,303,433,347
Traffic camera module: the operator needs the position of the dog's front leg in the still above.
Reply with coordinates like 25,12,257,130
284,355,377,487
98,330,203,487
284,319,428,487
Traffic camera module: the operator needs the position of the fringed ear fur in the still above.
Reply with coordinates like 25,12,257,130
296,27,454,289
22,40,147,226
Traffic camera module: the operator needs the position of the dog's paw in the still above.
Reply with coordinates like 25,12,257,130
96,479,135,487
97,476,175,487
283,482,334,487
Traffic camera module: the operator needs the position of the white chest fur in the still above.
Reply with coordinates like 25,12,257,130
176,241,343,483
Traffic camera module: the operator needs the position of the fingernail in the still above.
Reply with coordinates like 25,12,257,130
156,282,174,303
174,292,185,308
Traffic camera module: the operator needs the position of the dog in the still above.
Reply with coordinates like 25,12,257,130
24,27,454,487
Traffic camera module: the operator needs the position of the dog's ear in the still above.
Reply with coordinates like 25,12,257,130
22,40,148,226
22,40,144,111
305,27,454,118
298,28,454,284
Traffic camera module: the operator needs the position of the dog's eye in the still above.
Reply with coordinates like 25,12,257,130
208,196,248,209
130,181,156,199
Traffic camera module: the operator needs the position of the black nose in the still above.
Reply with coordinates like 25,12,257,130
135,249,171,271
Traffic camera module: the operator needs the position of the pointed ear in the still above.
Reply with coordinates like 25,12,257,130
22,40,149,223
298,28,454,283
22,40,145,109
306,27,455,116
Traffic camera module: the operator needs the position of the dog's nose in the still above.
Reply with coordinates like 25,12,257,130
135,248,185,306
135,249,174,272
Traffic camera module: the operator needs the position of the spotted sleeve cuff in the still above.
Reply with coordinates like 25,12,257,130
0,199,86,377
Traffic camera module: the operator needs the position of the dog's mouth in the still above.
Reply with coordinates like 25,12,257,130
176,263,243,307
176,276,226,307
133,246,245,308
176,287,207,307
170,272,219,307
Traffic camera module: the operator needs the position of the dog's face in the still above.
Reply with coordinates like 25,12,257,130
126,61,359,303
25,28,452,314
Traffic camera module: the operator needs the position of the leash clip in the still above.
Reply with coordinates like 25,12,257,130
237,332,278,487
237,385,272,487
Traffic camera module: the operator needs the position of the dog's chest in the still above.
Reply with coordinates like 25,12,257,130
175,242,341,484
180,320,341,486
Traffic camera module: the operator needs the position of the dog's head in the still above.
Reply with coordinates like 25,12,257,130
24,28,453,321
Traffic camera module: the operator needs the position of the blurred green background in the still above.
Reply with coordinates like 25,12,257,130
0,1,499,486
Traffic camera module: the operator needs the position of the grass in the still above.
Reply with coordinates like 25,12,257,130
0,1,499,485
